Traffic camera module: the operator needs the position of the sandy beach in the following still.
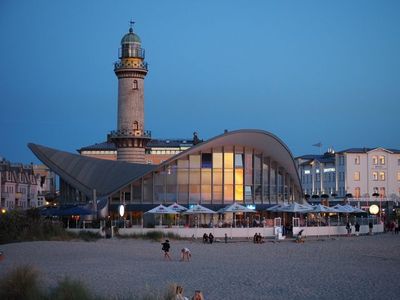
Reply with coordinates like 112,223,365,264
1,234,399,299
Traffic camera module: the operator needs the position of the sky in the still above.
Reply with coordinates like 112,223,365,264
1,0,399,164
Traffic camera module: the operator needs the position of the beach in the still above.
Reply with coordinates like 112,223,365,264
1,234,399,299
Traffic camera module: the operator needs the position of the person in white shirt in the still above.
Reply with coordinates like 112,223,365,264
180,247,191,262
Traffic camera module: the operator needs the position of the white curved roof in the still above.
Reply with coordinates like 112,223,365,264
158,129,302,192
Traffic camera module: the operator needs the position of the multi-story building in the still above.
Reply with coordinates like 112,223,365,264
296,147,400,202
0,159,56,210
78,137,196,164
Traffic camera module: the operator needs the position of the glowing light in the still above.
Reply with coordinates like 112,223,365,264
246,205,256,210
369,205,379,215
1,208,6,214
119,204,125,217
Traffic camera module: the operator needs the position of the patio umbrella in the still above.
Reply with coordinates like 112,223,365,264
167,202,187,212
222,203,256,228
183,204,216,214
183,204,216,227
275,202,313,213
309,204,336,213
167,202,187,225
266,203,289,212
222,203,255,213
145,204,178,226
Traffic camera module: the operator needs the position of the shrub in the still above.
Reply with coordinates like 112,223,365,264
50,277,94,300
0,265,44,300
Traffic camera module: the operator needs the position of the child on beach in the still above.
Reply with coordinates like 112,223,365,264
161,239,171,260
180,247,192,262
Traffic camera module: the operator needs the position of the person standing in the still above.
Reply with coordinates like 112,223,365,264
369,222,373,235
224,233,228,243
346,222,352,237
161,239,171,260
355,222,360,236
394,220,399,234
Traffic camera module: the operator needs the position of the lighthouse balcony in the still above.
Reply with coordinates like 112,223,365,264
114,60,148,71
109,129,151,139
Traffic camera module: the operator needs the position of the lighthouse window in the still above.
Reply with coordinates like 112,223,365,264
133,80,138,90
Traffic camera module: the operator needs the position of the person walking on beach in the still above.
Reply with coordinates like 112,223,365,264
355,222,360,236
180,247,192,262
161,239,171,260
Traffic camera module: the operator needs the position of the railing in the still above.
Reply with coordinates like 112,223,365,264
114,60,148,71
109,129,151,139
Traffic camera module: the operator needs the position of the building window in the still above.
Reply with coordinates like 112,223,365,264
354,187,361,198
379,156,385,165
398,158,400,166
379,172,385,181
379,187,386,197
398,172,400,181
354,156,360,165
373,172,378,181
133,80,138,90
354,172,360,181
372,156,378,165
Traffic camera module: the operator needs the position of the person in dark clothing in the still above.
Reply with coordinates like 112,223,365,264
355,222,360,236
208,233,214,244
161,239,171,260
202,233,208,243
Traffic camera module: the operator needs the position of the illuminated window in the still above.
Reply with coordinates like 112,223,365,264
354,172,360,181
212,152,223,168
379,187,386,197
373,172,378,181
379,156,385,165
379,172,385,181
224,152,233,169
372,156,378,165
354,187,361,198
354,156,360,165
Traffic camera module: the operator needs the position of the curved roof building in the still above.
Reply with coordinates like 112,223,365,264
29,129,303,213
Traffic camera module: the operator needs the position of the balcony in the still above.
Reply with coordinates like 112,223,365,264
114,60,148,71
109,129,151,139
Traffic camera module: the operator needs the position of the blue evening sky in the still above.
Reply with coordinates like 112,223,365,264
1,0,399,163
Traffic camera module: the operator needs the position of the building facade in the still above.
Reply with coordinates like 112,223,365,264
296,147,400,202
30,130,304,217
0,159,56,210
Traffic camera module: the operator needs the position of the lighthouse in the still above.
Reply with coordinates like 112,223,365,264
109,23,151,163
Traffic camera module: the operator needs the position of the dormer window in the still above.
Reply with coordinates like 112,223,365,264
133,80,138,90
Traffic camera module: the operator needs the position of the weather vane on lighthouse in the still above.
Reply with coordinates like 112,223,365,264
129,20,135,32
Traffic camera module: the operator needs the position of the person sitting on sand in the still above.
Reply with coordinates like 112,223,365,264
202,233,208,243
208,233,214,244
161,239,171,260
175,285,188,300
191,290,204,300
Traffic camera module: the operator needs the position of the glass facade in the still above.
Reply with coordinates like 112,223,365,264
114,145,301,206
